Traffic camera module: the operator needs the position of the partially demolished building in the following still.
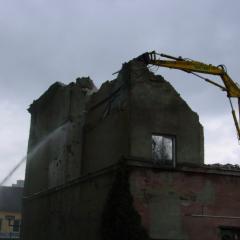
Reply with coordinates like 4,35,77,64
22,58,240,240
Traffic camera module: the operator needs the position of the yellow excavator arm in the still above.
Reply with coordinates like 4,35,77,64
136,51,240,141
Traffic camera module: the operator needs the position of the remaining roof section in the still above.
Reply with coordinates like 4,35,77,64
0,186,23,212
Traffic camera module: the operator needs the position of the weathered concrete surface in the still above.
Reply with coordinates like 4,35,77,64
83,59,204,174
130,167,240,240
83,72,130,174
22,171,115,240
24,79,95,195
127,60,204,165
22,59,206,240
25,59,204,193
101,166,149,240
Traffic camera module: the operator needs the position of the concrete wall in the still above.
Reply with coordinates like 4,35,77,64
22,170,115,240
83,59,204,175
22,59,206,240
130,167,240,240
127,60,204,165
24,59,204,195
24,81,91,195
83,77,130,174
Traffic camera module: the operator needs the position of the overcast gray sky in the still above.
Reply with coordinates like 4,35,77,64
1,0,240,185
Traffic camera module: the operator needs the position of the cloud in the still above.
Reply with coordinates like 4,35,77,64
202,114,240,164
0,0,240,184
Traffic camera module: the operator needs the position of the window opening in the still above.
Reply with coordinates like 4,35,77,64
13,219,20,232
220,227,240,240
152,135,175,166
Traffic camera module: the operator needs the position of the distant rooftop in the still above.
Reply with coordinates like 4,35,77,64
0,185,23,212
12,180,24,188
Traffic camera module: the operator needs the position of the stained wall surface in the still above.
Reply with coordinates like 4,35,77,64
83,59,204,174
83,75,130,174
24,59,204,194
130,167,240,240
22,171,115,240
24,80,93,195
127,60,204,165
22,59,206,240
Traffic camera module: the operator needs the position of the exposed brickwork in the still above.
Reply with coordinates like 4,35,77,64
130,168,240,240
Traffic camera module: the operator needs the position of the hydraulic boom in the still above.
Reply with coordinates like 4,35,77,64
136,51,240,142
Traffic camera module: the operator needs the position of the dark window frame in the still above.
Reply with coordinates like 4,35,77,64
151,134,176,167
13,219,21,233
219,226,240,240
